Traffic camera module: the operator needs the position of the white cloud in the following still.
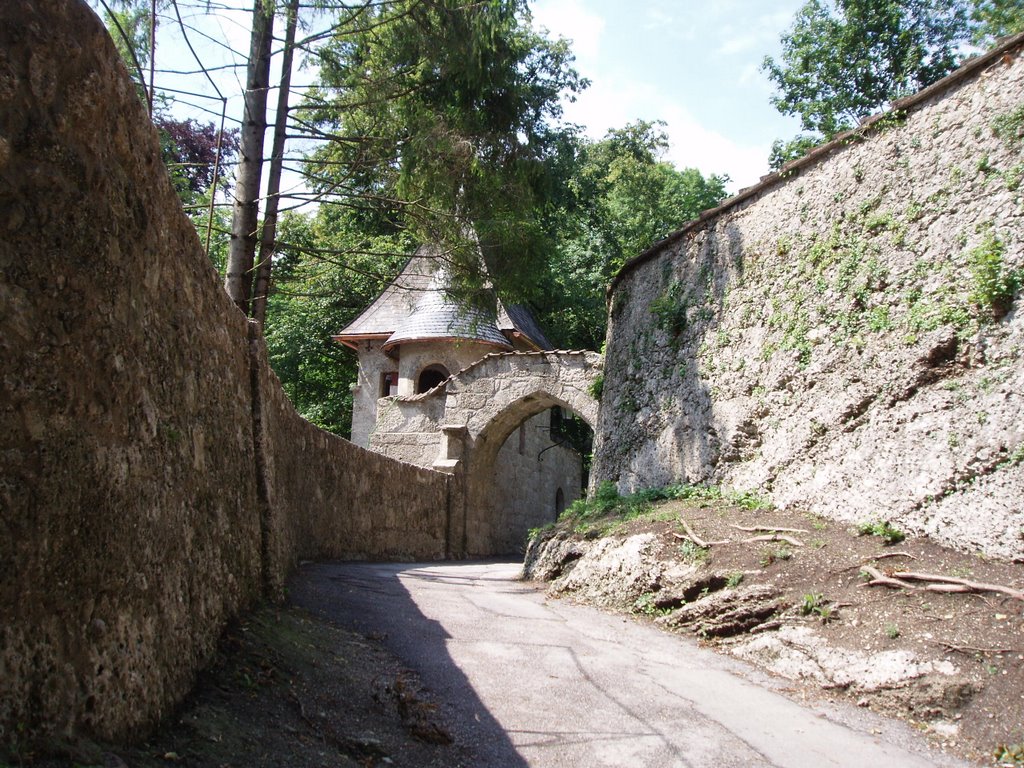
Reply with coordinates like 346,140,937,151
718,34,759,56
557,70,771,191
530,0,605,67
660,106,772,191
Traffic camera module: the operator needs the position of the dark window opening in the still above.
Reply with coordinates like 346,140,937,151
555,487,566,517
381,371,399,397
416,364,449,394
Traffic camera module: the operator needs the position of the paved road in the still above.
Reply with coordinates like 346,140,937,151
289,561,971,768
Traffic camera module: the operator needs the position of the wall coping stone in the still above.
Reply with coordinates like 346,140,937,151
608,30,1024,298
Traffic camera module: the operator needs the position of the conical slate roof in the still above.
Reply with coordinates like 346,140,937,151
383,274,512,351
334,245,551,352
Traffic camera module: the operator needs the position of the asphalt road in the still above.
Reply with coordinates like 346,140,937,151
288,560,971,768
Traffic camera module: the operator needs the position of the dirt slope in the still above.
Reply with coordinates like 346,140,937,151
524,496,1024,766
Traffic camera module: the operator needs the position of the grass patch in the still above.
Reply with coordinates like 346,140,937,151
677,538,711,564
557,482,772,537
995,743,1024,765
968,230,1019,320
857,520,906,545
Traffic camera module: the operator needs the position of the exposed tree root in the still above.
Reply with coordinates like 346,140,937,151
872,551,918,561
744,533,805,547
729,524,809,535
934,641,1019,656
891,571,1024,602
859,566,1024,602
674,519,730,547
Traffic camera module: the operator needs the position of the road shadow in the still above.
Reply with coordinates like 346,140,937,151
287,559,530,767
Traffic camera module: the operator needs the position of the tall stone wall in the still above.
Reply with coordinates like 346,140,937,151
594,37,1024,561
0,0,449,747
252,331,450,593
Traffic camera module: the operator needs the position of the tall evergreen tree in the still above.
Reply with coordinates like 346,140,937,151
300,0,584,307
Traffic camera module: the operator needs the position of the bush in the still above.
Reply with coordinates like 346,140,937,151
969,231,1019,319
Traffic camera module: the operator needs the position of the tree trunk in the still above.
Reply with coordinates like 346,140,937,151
224,0,275,315
251,0,299,327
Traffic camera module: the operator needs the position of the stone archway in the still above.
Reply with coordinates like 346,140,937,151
368,350,603,557
460,389,597,556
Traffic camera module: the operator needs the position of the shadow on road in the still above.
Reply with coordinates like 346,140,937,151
288,559,530,767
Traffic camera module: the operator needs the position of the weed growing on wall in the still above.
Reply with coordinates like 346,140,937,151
968,230,1019,319
992,103,1024,146
1003,164,1024,191
650,280,688,341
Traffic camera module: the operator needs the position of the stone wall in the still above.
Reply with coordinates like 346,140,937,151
594,37,1024,561
348,340,392,448
368,350,601,554
0,0,450,746
252,331,451,593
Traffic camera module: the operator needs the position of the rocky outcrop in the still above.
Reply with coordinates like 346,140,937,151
655,584,785,638
729,626,976,720
525,531,786,637
594,36,1024,560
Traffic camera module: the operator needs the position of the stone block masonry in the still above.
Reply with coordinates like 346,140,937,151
0,0,449,747
595,35,1024,561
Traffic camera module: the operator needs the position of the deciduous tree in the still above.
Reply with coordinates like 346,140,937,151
762,0,970,139
537,121,729,350
971,0,1024,43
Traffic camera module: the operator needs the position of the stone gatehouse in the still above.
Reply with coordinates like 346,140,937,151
334,247,600,554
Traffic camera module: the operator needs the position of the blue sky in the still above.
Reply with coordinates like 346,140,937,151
531,0,807,190
133,0,810,197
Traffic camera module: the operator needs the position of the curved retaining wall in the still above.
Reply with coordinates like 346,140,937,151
594,36,1024,561
0,0,448,746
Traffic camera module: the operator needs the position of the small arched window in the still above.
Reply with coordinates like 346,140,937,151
416,364,450,394
555,487,566,517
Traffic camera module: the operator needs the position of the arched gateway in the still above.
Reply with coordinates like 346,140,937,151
371,350,603,556
333,248,602,557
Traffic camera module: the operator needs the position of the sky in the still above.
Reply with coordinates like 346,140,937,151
529,0,807,191
127,0,810,197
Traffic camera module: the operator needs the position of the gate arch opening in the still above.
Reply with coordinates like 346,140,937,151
463,390,595,556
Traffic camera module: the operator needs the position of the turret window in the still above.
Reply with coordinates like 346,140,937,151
416,364,449,393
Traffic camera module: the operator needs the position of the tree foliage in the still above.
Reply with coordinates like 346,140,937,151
262,210,412,436
971,0,1024,43
537,121,729,350
157,117,240,203
300,0,585,308
768,134,823,170
762,0,971,138
96,1,239,209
